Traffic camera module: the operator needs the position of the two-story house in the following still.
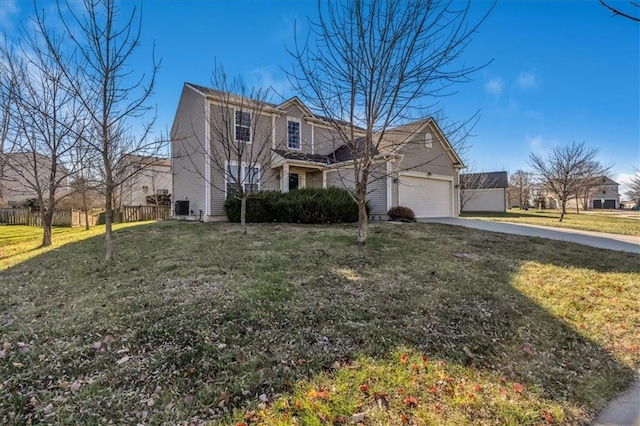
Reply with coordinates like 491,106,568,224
170,83,465,220
118,155,172,207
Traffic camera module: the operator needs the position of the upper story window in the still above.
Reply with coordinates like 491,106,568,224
425,133,433,149
287,119,301,149
235,110,251,143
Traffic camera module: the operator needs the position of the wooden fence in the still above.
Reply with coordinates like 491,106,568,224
0,205,169,227
0,208,96,227
121,205,171,223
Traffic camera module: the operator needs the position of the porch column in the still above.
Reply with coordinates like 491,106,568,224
322,170,328,189
282,163,290,192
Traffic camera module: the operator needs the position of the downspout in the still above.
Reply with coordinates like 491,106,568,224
204,101,211,218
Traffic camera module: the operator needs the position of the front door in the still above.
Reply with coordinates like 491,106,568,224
289,173,299,190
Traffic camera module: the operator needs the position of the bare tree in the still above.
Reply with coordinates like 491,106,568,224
0,43,18,207
0,24,82,246
180,64,283,235
600,0,640,22
508,170,533,209
529,142,610,222
459,168,490,213
288,0,492,244
38,0,164,262
625,166,640,207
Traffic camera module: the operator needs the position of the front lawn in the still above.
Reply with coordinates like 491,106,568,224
462,209,640,236
0,221,638,424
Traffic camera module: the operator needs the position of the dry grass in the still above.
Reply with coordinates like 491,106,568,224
0,221,638,425
462,209,640,236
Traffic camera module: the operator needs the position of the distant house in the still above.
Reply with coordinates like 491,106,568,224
0,151,69,208
459,171,508,212
171,82,466,220
118,155,172,207
556,176,620,210
581,176,620,210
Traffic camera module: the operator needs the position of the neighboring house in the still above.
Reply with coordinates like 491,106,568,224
0,151,69,208
546,176,620,211
119,155,172,206
459,171,508,212
575,176,620,210
171,82,465,220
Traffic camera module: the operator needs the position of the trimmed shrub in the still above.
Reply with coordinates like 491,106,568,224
224,187,369,224
387,205,416,222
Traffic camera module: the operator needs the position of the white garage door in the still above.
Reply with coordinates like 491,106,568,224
398,175,452,218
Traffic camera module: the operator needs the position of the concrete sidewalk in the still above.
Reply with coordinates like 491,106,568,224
418,218,640,254
419,217,640,425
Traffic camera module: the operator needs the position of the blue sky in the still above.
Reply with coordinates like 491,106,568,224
3,0,639,194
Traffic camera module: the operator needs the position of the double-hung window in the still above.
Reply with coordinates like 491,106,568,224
287,119,301,149
226,163,260,196
235,110,251,143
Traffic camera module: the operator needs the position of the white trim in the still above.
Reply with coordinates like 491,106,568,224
204,101,211,216
322,170,328,188
399,171,453,182
286,117,302,150
386,161,392,212
311,124,315,155
271,115,276,150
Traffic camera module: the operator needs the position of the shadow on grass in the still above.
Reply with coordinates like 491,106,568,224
0,220,637,424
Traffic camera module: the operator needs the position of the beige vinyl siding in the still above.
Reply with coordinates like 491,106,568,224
462,188,506,212
306,171,323,188
209,106,276,217
277,104,313,153
398,128,456,177
313,125,347,156
171,86,207,215
326,167,387,215
326,169,355,189
367,166,388,215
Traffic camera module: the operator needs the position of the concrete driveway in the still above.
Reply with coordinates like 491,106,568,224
420,217,640,425
419,218,640,254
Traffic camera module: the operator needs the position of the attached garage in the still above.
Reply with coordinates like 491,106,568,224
398,175,453,218
593,199,616,209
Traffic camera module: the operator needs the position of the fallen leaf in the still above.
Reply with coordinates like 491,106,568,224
58,381,69,389
513,383,525,394
116,356,130,365
92,341,102,350
0,350,6,358
70,381,82,392
147,398,154,407
12,362,24,369
360,384,368,393
43,403,54,415
183,394,194,405
404,396,418,408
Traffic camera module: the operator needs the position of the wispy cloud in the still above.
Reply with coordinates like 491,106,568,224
248,67,293,101
485,77,504,97
616,172,639,200
0,0,19,32
517,72,538,90
525,134,557,154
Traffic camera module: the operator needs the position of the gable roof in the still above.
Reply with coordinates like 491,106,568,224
380,118,465,167
460,171,508,189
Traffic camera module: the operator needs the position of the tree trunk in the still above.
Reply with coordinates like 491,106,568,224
559,200,566,222
42,211,52,247
240,195,247,235
357,191,368,245
82,190,90,230
105,185,114,263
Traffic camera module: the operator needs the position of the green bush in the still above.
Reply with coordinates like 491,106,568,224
224,187,369,224
387,205,416,222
